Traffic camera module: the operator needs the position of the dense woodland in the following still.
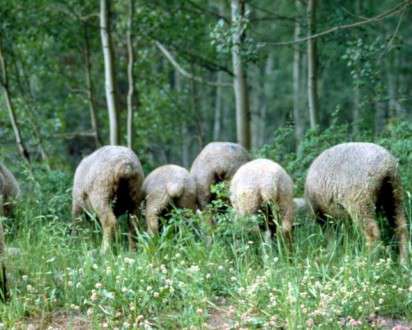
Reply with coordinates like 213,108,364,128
1,1,412,328
1,0,411,169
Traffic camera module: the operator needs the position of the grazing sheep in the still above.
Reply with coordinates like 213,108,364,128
305,142,409,262
293,198,309,216
230,159,294,244
72,146,144,253
191,142,250,209
142,165,196,234
0,162,19,302
0,163,20,217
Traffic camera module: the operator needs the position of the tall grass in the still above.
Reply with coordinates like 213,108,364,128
0,122,411,328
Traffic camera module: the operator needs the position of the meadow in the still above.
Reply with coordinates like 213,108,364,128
0,123,411,329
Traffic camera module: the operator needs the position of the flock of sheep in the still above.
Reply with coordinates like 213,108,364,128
0,141,410,301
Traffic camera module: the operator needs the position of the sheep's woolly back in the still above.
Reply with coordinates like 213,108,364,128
0,163,21,211
72,146,144,215
143,165,196,234
143,165,195,201
0,163,17,301
305,142,400,218
190,142,250,208
230,159,293,215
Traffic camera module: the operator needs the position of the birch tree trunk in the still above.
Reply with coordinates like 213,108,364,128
100,0,119,145
352,0,361,136
307,0,319,129
213,2,226,142
0,36,30,162
126,0,136,149
190,64,204,147
231,0,251,150
175,70,190,167
293,0,305,145
83,24,101,148
213,70,223,140
260,54,273,146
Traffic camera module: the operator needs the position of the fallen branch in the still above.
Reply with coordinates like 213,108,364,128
155,41,232,88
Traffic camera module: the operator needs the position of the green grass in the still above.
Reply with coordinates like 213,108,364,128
1,178,411,329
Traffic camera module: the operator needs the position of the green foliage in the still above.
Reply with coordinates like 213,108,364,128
378,121,412,189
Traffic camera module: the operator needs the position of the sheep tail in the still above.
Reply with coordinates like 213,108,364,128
116,161,137,178
166,181,184,199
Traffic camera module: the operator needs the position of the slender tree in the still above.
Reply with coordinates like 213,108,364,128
293,0,305,145
83,24,101,147
352,0,361,136
259,54,273,147
0,35,30,162
126,0,136,149
213,70,223,141
100,0,119,145
231,0,251,150
13,56,49,162
307,0,319,129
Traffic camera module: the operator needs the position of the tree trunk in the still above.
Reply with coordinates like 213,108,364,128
352,0,361,136
353,83,360,135
175,69,190,167
213,70,223,140
293,0,305,146
231,0,251,149
0,37,30,162
387,52,405,118
100,0,119,145
83,24,101,148
260,54,273,146
190,64,204,147
375,99,386,134
126,0,136,149
307,0,319,129
13,57,48,162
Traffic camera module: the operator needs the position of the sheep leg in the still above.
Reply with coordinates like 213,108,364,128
100,210,117,254
72,200,82,218
263,204,275,240
146,191,172,235
128,214,139,251
392,200,409,264
280,204,294,252
146,212,159,235
91,195,117,254
394,211,409,264
354,204,381,253
196,174,214,210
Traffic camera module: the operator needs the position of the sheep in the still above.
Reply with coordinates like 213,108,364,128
0,162,19,302
230,159,294,244
305,142,409,262
0,163,20,217
190,142,250,209
293,197,309,216
142,165,196,234
72,146,144,254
